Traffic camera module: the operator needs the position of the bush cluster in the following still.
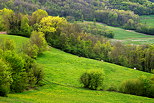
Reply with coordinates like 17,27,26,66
0,35,46,96
119,76,154,98
80,69,105,90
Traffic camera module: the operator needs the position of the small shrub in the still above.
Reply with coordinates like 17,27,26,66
80,69,105,90
119,79,145,96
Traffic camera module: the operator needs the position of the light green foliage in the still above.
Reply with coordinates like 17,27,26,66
0,11,4,31
78,22,114,38
80,69,105,90
0,36,44,94
95,9,139,26
0,59,12,97
39,16,67,33
10,72,28,93
30,31,48,54
124,19,136,30
120,79,145,96
0,38,15,51
31,9,48,25
20,15,32,36
1,8,14,31
144,45,154,72
22,41,39,59
3,51,25,73
2,51,28,93
120,76,154,98
31,63,44,86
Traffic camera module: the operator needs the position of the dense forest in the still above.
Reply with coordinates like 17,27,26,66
1,0,154,17
0,0,154,35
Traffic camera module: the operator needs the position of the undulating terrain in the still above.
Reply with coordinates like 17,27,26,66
0,34,154,103
0,0,154,102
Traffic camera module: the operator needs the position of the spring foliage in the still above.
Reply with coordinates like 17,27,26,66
80,69,105,90
0,37,45,96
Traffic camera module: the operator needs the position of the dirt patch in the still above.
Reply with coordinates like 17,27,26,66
125,30,133,32
131,40,146,41
0,31,7,34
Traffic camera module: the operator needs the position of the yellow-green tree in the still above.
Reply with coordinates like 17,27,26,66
30,31,48,54
31,9,48,25
39,16,67,33
1,8,14,31
21,15,32,36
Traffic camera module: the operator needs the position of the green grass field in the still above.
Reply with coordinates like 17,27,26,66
0,34,28,50
140,15,154,27
0,35,154,103
82,21,154,45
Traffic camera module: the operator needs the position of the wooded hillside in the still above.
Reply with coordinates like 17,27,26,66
0,0,154,20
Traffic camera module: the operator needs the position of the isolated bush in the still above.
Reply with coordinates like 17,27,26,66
30,31,48,54
0,59,12,96
80,69,105,90
119,79,145,96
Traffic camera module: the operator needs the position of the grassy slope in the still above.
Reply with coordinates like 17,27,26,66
140,15,154,27
0,34,154,103
0,34,28,50
83,21,154,45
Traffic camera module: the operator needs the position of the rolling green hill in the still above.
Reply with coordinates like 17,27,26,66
140,15,154,27
83,21,154,45
0,34,154,103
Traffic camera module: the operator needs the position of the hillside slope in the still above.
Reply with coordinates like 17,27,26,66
0,35,154,103
80,21,154,45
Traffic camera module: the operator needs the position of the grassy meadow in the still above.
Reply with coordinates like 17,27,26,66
82,21,154,45
0,34,154,103
140,15,154,27
0,34,28,50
